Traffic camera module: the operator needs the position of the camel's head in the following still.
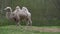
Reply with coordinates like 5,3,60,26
4,7,11,10
4,7,12,12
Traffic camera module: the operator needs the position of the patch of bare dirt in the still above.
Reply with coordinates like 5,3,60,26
24,26,60,32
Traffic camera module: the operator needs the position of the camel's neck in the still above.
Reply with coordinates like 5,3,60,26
6,9,12,19
6,12,10,19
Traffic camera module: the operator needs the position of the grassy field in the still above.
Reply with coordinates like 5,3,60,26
0,25,60,34
0,0,60,34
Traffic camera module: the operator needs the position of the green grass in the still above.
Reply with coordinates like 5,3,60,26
0,25,60,34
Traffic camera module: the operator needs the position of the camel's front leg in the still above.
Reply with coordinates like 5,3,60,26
15,19,20,26
16,21,20,26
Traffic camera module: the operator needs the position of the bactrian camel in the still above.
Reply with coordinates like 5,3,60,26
4,6,32,26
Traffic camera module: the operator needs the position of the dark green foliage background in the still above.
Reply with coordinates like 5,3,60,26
0,0,60,26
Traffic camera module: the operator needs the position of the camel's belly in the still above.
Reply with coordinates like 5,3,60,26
20,15,28,20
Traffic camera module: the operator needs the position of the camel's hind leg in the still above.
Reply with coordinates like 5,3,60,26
28,16,32,26
26,18,32,26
